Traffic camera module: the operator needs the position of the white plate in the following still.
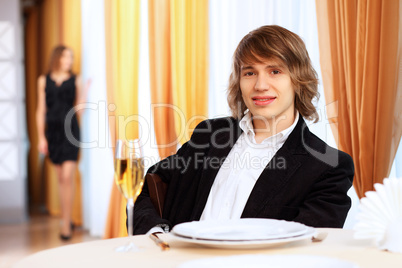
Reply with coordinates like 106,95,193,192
171,227,316,249
172,218,308,241
177,254,359,268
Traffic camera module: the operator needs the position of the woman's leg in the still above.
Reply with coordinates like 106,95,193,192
58,160,77,237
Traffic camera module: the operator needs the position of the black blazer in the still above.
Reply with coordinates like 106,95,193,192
133,115,354,234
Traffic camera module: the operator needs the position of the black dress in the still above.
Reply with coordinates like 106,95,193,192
45,74,80,164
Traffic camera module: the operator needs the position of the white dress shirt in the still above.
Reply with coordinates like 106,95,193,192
200,111,299,220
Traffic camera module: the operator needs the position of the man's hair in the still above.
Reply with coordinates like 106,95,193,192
227,25,319,122
47,45,73,74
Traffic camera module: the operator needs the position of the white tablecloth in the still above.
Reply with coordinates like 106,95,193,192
13,228,402,268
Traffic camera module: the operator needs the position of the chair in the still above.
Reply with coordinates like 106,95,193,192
145,173,168,217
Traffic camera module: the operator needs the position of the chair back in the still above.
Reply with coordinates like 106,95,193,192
145,173,168,217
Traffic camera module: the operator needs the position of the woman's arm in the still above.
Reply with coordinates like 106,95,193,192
75,75,91,117
36,75,48,155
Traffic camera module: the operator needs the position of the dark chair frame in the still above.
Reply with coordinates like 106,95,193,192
145,173,167,217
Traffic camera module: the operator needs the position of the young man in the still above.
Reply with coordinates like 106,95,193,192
133,25,354,235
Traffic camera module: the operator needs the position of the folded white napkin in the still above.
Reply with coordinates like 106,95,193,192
354,178,402,253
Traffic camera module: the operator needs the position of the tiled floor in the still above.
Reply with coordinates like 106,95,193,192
0,214,98,268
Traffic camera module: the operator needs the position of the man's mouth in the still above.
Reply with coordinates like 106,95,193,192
252,96,277,105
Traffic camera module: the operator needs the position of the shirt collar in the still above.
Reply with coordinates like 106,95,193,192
239,110,299,146
239,110,254,135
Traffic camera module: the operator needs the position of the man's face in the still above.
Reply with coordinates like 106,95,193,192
240,58,295,125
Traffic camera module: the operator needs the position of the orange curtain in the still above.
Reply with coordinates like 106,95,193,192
103,0,209,238
61,0,82,74
60,0,83,225
103,0,141,238
25,6,42,208
41,0,64,220
148,0,209,158
24,0,83,225
170,0,209,144
148,0,177,158
316,0,402,198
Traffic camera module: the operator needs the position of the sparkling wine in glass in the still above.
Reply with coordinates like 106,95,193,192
114,139,145,252
126,140,145,236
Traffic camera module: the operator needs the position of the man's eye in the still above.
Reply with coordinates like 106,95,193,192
271,70,281,75
244,72,254,76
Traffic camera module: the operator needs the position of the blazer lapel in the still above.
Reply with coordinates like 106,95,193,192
190,118,243,220
241,115,307,218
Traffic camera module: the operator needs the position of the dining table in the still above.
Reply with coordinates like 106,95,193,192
13,228,402,268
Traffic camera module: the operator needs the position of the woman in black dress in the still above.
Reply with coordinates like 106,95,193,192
36,45,89,240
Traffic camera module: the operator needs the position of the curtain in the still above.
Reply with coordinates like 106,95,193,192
40,0,62,219
208,0,324,124
62,0,83,225
24,0,83,225
137,0,161,171
103,0,141,238
390,142,402,178
61,0,82,73
169,0,209,144
102,0,209,238
80,0,114,237
316,0,402,198
42,0,83,226
25,6,42,209
148,0,209,158
148,0,177,158
25,0,62,214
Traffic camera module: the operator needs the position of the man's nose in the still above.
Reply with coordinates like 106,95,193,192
254,74,270,91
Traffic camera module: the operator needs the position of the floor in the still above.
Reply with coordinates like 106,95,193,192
0,214,98,268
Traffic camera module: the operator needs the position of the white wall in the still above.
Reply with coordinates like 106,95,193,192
0,0,27,224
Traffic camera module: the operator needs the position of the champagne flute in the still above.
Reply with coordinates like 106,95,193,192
114,139,145,252
126,139,145,236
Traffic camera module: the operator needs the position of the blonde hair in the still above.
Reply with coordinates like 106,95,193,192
47,45,73,74
227,25,319,122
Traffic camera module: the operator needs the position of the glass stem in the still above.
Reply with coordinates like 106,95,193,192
127,198,134,236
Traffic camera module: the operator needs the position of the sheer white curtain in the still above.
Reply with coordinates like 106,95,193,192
79,0,159,237
80,0,114,237
138,0,160,172
209,0,326,134
208,0,359,228
390,140,402,178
